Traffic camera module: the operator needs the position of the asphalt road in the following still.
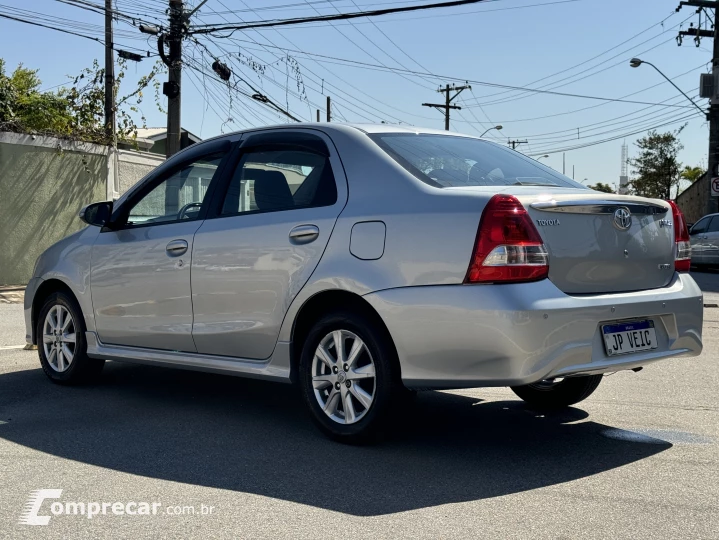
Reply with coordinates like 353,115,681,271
1,273,718,539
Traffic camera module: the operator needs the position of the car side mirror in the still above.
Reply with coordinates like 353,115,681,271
79,201,113,227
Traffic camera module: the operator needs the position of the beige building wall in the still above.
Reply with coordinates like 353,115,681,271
117,149,164,195
0,133,164,285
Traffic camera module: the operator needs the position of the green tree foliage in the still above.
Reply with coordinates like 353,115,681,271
587,182,615,193
680,165,705,184
0,57,165,145
629,127,685,199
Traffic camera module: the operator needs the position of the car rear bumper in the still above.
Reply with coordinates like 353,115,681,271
363,273,703,389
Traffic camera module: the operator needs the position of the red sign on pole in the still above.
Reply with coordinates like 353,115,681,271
712,177,719,197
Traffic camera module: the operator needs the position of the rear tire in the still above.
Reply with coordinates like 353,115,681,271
37,292,105,385
510,375,602,409
299,310,401,444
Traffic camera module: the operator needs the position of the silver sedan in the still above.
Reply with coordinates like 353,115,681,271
688,213,719,266
24,124,703,442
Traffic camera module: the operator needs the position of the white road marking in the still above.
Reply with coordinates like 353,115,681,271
0,345,25,350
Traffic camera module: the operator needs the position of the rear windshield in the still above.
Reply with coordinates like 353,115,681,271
369,133,585,189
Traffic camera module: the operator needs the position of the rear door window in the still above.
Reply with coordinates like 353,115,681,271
220,149,337,216
691,217,712,234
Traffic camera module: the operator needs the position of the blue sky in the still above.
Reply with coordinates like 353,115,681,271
0,0,711,188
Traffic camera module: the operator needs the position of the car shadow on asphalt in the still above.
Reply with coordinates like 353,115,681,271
0,362,672,516
690,267,719,293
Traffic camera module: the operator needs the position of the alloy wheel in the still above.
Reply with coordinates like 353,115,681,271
42,305,76,372
311,329,376,425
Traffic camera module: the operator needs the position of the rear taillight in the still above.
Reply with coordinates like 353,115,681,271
667,200,691,272
465,194,549,283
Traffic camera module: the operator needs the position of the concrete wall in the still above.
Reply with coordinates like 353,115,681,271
0,133,164,285
0,133,106,285
676,172,709,225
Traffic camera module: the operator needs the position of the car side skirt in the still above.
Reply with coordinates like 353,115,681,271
85,332,292,383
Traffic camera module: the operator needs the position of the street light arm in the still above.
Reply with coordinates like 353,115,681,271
480,125,502,137
639,60,707,118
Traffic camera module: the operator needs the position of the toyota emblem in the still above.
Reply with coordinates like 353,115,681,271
613,207,632,230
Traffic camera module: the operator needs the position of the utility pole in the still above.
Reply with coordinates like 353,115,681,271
164,0,185,158
709,3,719,213
508,139,528,150
104,0,115,142
104,0,117,200
676,0,718,213
326,96,331,122
422,84,471,131
563,152,566,175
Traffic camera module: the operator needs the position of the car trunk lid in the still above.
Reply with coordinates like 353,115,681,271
515,191,674,294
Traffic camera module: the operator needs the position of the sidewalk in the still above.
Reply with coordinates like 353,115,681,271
0,285,25,305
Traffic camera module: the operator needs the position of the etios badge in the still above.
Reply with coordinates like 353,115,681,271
613,207,632,230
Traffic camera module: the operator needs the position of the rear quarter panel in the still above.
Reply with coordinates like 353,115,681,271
277,127,487,342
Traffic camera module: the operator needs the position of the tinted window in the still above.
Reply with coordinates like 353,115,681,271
369,133,584,189
127,152,226,226
708,217,719,232
221,149,337,215
691,217,711,234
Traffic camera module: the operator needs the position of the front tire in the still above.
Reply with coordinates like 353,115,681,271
299,311,400,444
510,375,602,409
37,292,105,385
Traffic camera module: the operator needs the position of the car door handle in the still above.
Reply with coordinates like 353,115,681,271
166,239,188,256
289,224,320,245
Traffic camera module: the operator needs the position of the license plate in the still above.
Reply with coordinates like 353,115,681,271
602,320,658,356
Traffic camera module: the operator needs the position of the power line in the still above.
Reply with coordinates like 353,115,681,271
187,38,303,122
0,3,152,40
0,10,151,54
211,0,423,123
468,25,691,108
526,113,701,156
189,0,495,35
205,0,492,16
481,64,707,125
527,105,703,149
207,37,698,109
299,0,434,90
464,10,681,104
510,89,705,141
207,0,585,29
192,1,317,121
54,0,160,25
339,0,440,81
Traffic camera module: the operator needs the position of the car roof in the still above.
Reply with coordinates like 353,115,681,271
213,122,482,139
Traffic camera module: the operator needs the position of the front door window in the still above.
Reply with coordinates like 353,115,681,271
127,153,225,226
